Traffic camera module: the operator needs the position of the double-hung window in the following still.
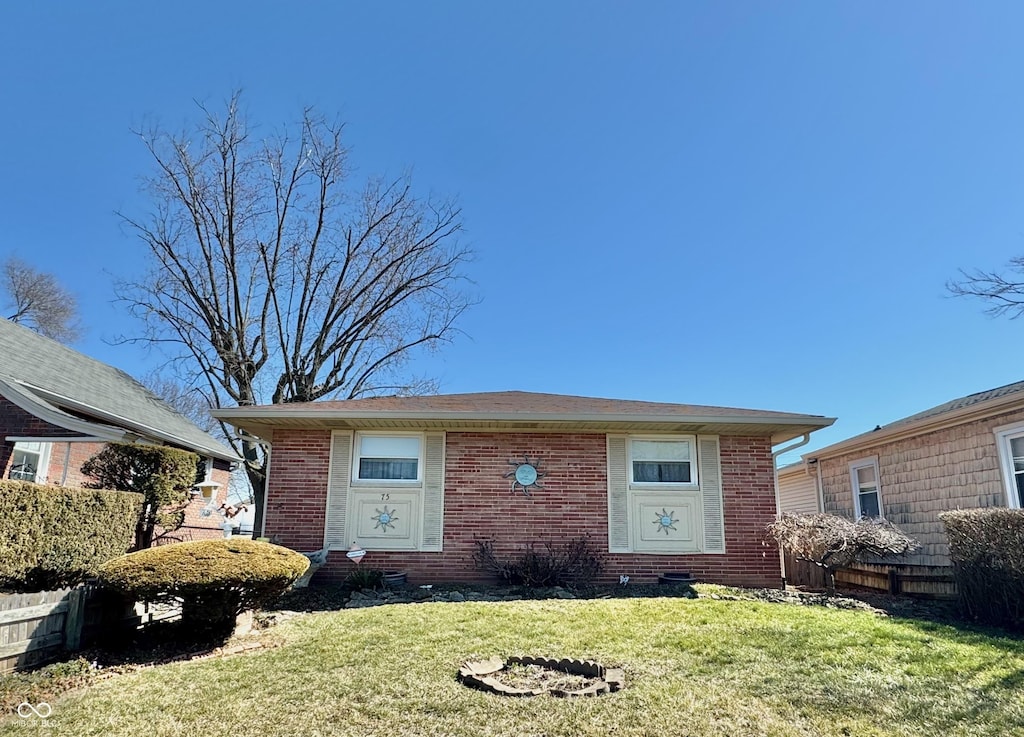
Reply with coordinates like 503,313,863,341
326,431,444,553
9,441,50,483
849,457,883,518
994,423,1024,509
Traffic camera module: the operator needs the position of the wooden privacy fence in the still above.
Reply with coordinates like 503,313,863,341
0,586,181,674
783,552,958,600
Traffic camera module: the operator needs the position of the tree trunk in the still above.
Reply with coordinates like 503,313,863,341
246,462,267,540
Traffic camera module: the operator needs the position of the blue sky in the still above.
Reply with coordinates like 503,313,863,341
2,2,1024,463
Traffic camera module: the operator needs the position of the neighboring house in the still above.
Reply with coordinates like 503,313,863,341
214,391,834,586
0,317,241,542
778,380,1024,568
776,461,822,516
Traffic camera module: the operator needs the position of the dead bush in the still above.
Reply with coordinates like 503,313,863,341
472,535,604,588
766,513,920,594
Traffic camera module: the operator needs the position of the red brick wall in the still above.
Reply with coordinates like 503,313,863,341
265,430,781,587
262,431,333,550
0,399,91,478
44,440,106,486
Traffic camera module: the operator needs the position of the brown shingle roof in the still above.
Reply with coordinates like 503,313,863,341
806,379,1024,460
237,390,821,418
214,390,834,444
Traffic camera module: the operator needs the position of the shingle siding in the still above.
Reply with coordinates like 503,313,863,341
819,406,1024,565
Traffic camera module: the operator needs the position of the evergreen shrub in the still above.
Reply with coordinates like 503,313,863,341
97,539,309,640
82,443,199,548
0,481,141,591
940,508,1024,629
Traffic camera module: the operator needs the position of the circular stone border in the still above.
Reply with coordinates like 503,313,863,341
458,656,624,697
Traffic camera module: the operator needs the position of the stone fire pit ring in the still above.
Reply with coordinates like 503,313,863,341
458,656,624,697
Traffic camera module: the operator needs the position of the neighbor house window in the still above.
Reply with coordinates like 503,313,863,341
629,437,697,486
849,457,883,518
353,433,421,482
993,423,1024,509
9,441,50,483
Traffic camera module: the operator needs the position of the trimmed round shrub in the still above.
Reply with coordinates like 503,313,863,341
97,539,309,640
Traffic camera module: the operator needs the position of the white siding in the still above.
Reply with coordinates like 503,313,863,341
778,466,820,515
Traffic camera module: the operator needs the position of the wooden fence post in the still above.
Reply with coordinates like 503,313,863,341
63,588,85,651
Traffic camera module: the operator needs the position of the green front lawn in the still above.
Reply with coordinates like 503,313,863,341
3,589,1022,736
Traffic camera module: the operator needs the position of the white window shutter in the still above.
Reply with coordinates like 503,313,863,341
607,435,630,553
698,435,726,554
421,432,446,552
324,430,353,549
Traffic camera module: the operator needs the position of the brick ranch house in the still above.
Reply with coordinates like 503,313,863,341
779,379,1024,571
215,391,834,586
0,317,240,541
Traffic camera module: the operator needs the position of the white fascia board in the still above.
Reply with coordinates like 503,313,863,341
0,379,128,442
803,392,1024,462
5,436,109,443
212,407,836,428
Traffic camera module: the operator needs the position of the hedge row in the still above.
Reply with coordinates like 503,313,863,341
940,508,1024,630
0,481,142,591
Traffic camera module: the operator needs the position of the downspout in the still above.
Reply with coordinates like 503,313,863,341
59,442,71,486
772,433,812,588
811,458,824,512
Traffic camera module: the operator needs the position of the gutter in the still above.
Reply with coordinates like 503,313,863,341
0,378,128,443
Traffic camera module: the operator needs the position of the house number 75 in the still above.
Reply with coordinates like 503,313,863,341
380,493,390,501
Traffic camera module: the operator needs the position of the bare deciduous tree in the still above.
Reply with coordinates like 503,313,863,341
947,256,1024,318
2,256,82,342
116,92,474,535
766,513,919,594
139,371,218,434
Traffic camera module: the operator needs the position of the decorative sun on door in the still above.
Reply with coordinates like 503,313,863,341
504,455,546,496
372,505,399,533
653,508,678,535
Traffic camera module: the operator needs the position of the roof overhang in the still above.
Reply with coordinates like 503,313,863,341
213,407,836,446
804,389,1024,462
0,379,239,462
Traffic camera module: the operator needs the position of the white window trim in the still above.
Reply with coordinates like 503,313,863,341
848,456,883,519
628,434,699,489
993,422,1024,509
351,431,424,486
10,441,51,484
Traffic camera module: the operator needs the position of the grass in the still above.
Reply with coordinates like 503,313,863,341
2,587,1022,736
